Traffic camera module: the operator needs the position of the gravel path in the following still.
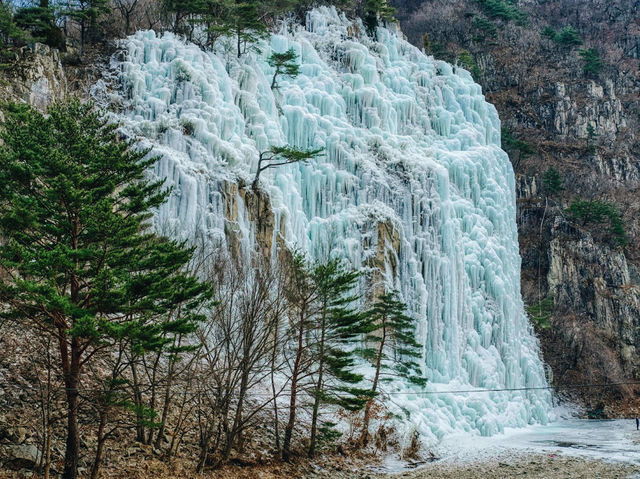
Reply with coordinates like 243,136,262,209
385,455,640,479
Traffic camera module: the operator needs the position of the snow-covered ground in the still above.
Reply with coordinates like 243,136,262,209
435,418,640,464
375,415,640,473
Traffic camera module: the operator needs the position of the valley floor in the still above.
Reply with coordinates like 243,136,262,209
1,452,638,479
378,455,640,479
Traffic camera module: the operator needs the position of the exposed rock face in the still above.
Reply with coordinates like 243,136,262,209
222,181,284,261
392,0,640,409
540,217,640,402
0,44,67,110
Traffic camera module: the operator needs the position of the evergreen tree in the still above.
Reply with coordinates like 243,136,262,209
363,0,395,37
358,291,425,446
579,48,604,77
541,166,563,196
556,25,581,46
14,5,62,48
0,100,211,479
307,259,370,458
0,3,30,53
63,0,111,55
268,48,299,89
252,145,323,190
232,0,267,57
195,0,233,46
162,0,201,35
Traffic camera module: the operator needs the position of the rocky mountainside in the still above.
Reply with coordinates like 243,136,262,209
391,0,640,411
0,43,66,110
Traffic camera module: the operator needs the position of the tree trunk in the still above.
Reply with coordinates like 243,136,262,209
360,325,386,447
282,311,306,462
222,356,250,463
196,431,211,473
130,362,145,443
62,335,81,479
90,409,108,479
270,326,280,452
308,311,327,458
43,420,52,479
173,10,181,34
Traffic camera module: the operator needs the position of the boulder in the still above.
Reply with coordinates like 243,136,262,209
3,444,42,469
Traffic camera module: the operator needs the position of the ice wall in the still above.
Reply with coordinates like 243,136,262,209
108,7,551,442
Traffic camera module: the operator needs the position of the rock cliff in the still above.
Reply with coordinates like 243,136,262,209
0,44,66,110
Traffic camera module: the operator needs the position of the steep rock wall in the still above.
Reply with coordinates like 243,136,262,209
0,44,66,110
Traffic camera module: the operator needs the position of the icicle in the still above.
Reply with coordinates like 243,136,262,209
108,6,551,444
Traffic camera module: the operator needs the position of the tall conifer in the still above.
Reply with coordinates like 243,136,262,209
307,259,370,457
358,291,425,445
0,100,211,479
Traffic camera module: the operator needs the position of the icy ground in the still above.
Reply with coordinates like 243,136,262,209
375,416,640,472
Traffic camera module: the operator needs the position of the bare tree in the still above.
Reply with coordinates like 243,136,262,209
112,0,141,35
194,252,285,470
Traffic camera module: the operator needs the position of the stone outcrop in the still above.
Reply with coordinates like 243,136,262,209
222,181,285,261
0,44,67,111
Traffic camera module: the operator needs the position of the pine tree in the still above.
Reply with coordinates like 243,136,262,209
232,0,267,57
363,0,395,37
358,291,425,446
252,145,323,190
307,259,370,458
268,48,300,89
195,0,233,46
0,3,30,53
281,251,317,462
0,100,211,479
579,48,604,77
63,0,111,55
541,166,564,196
162,0,201,35
14,5,58,46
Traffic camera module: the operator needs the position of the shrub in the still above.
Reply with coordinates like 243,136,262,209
501,127,534,157
526,296,553,329
541,166,564,195
579,48,604,76
566,199,627,246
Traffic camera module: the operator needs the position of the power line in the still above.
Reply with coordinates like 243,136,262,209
381,381,640,396
3,380,640,397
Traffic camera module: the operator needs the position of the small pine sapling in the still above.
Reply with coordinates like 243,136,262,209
268,48,300,89
252,145,323,190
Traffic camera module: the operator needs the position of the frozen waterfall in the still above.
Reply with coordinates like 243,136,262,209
106,6,551,443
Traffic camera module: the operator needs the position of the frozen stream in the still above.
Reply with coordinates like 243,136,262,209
375,417,640,473
429,418,640,465
457,419,637,461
